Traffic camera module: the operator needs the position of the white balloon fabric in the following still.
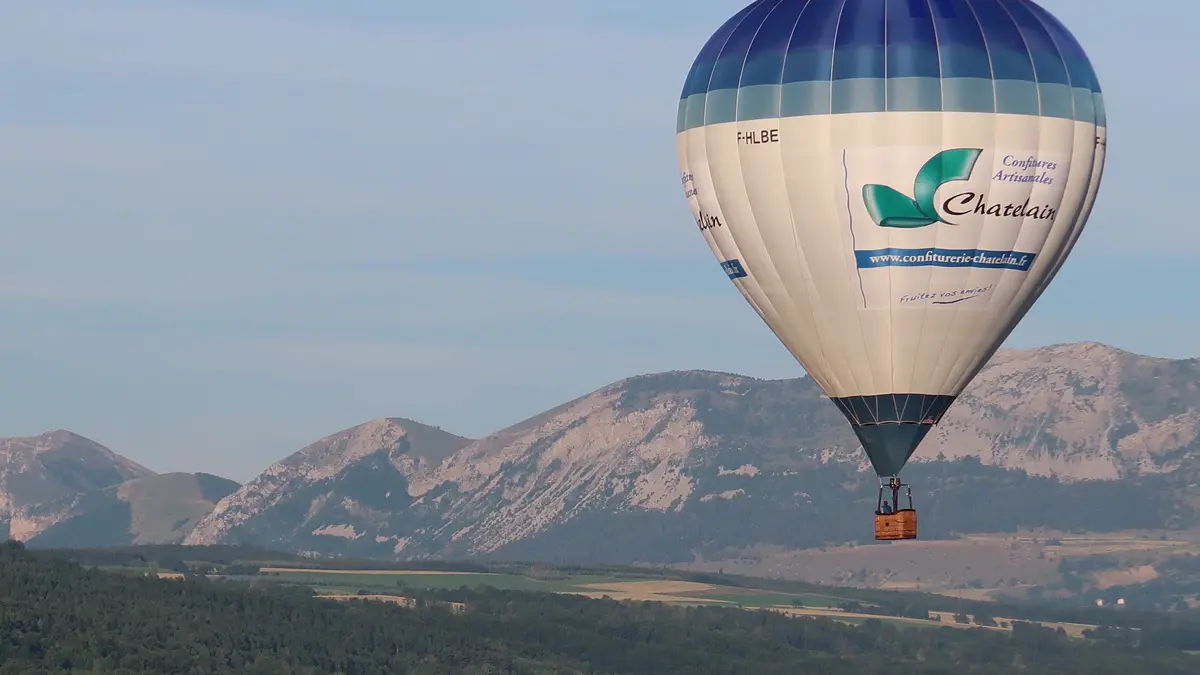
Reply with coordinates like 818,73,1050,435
676,0,1106,477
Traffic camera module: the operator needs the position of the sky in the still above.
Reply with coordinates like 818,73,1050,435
0,0,1195,482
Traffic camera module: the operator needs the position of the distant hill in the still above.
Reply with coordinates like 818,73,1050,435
182,342,1200,566
0,430,154,540
28,472,240,547
0,430,239,545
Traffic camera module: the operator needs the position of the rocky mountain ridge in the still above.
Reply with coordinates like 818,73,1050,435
1,430,154,540
930,342,1200,479
184,418,471,550
179,341,1200,563
4,341,1197,561
0,430,240,544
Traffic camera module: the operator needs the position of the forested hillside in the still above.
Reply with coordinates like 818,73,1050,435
1,541,1200,674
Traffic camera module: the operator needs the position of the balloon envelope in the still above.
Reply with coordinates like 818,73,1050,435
676,0,1106,477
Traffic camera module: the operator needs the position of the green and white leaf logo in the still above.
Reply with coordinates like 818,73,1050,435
862,148,983,228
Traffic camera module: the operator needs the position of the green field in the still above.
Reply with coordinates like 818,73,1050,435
250,566,1112,637
259,569,568,592
673,588,848,608
56,545,1130,639
255,567,851,609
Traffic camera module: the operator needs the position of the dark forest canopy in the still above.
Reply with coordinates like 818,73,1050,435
2,540,1199,674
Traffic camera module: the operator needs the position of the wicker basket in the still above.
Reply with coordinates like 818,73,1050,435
874,509,918,540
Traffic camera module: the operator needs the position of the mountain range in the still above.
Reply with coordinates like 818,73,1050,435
4,342,1199,573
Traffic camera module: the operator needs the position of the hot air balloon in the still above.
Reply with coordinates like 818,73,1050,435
676,0,1105,540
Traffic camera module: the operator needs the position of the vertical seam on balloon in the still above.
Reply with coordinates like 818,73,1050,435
728,0,789,327
695,5,756,327
1017,0,1075,121
685,1,762,131
963,0,997,111
1028,1,1102,98
920,0,959,395
927,0,943,98
964,0,1009,318
828,0,876,399
779,0,814,83
1000,0,1090,357
777,0,845,395
780,0,816,94
962,0,995,313
828,0,849,115
882,0,889,112
794,0,863,398
736,0,785,126
996,0,1038,115
703,4,761,127
1027,142,1100,313
741,0,829,394
1025,0,1096,260
934,0,997,392
908,0,941,405
932,0,993,394
1044,132,1103,294
955,0,1055,392
882,0,897,397
1031,129,1103,305
734,0,810,385
843,149,867,307
908,0,943,398
919,393,940,423
1008,0,1069,320
709,3,798,390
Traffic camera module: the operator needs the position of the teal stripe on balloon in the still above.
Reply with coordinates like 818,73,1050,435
676,78,1105,132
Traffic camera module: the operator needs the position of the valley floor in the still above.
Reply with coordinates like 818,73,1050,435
680,528,1200,603
264,567,1099,636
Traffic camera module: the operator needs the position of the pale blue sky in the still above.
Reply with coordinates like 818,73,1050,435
0,1,1194,481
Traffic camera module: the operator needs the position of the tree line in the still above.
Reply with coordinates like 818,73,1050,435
3,540,1200,674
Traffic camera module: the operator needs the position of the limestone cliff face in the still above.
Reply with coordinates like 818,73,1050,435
930,342,1200,479
0,430,154,540
182,418,473,555
183,343,1200,560
417,382,710,552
